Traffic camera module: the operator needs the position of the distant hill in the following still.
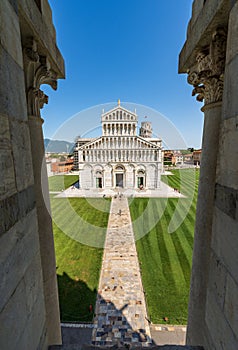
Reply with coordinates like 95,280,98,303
44,139,74,153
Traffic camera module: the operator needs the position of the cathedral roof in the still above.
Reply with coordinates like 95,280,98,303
78,135,160,150
101,102,137,119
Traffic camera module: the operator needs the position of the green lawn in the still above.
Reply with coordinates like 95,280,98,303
48,174,79,192
51,169,199,324
51,196,111,322
129,169,199,325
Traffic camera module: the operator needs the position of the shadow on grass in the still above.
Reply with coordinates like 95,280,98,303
57,272,97,322
54,273,154,348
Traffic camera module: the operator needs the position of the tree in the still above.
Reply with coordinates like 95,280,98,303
60,155,66,162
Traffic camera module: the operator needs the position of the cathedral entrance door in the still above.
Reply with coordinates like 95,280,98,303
96,177,102,188
116,174,123,187
137,170,145,189
138,177,144,187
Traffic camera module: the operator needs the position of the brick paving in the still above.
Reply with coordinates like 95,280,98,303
92,196,152,347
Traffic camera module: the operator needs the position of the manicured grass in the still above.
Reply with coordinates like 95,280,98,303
51,169,198,323
129,169,199,325
51,196,111,322
48,175,79,192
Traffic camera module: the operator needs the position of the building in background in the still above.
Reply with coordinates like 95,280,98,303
163,150,174,166
74,101,163,190
173,151,184,165
45,154,74,176
183,153,193,164
193,149,202,166
51,158,74,174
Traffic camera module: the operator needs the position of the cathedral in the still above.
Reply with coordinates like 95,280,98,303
74,101,163,190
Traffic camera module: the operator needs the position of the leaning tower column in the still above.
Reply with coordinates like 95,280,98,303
184,28,227,346
23,43,62,345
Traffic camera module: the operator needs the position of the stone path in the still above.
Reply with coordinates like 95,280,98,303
92,196,152,347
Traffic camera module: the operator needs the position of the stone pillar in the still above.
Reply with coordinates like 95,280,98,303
133,124,136,135
185,28,227,346
28,116,61,345
23,42,62,346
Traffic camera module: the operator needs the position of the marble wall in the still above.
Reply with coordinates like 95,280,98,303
0,1,64,349
179,1,238,349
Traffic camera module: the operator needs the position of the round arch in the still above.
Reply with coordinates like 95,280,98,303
137,168,146,189
114,164,125,188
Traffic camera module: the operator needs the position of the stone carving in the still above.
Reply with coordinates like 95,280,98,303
187,27,227,105
23,37,39,64
23,38,58,117
27,88,49,117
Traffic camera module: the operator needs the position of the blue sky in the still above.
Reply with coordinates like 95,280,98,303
43,0,203,149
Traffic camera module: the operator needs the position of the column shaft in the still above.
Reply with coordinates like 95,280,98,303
28,116,61,345
186,103,222,345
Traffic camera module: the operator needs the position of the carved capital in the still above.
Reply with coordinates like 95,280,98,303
187,27,227,106
23,39,58,118
28,88,49,117
35,56,58,91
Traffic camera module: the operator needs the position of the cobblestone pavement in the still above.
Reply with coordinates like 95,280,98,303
92,196,152,347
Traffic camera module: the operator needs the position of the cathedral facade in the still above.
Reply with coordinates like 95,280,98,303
74,101,163,190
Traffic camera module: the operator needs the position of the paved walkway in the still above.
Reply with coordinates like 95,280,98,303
92,196,152,347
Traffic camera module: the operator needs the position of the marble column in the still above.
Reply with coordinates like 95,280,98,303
23,45,62,346
185,28,227,346
28,113,61,345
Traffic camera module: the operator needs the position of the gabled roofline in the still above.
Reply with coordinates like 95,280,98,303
78,136,102,149
78,135,161,150
101,105,137,118
137,135,161,148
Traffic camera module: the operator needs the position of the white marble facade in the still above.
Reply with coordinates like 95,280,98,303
75,101,163,190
